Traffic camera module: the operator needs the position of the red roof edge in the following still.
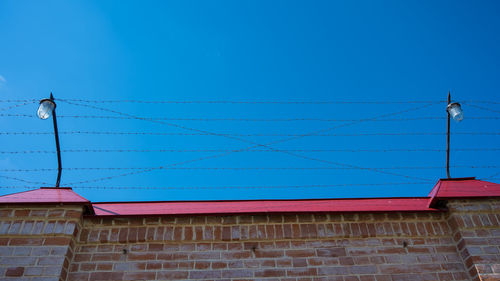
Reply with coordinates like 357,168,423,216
427,177,477,208
90,197,440,217
427,177,500,208
427,180,442,208
2,178,500,216
0,187,95,215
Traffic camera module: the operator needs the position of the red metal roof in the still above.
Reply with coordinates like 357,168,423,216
427,177,500,207
0,187,90,204
92,198,437,216
428,178,500,198
1,179,500,216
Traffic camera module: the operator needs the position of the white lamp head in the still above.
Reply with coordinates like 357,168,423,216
37,99,56,120
447,102,463,122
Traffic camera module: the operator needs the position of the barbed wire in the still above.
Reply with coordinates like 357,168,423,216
0,99,38,103
59,101,437,182
467,104,500,115
462,100,500,105
2,131,500,136
0,175,49,185
2,165,498,172
487,170,500,179
55,102,440,184
0,182,432,190
58,98,446,104
2,147,500,154
61,151,239,185
0,101,37,112
2,98,497,192
1,113,499,122
0,98,497,105
4,180,500,190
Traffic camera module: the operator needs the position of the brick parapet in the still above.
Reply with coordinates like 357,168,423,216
446,199,500,281
2,200,499,281
0,205,84,281
68,212,470,280
78,212,452,244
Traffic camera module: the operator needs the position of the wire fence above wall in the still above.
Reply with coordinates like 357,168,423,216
0,97,499,198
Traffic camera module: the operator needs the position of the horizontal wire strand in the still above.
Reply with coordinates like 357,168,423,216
0,101,37,112
1,113,499,121
58,98,445,104
467,104,500,115
0,99,498,104
0,182,431,190
1,131,499,136
0,175,49,185
1,148,500,154
3,165,498,172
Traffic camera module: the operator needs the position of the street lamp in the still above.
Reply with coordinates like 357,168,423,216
446,91,464,178
37,93,62,187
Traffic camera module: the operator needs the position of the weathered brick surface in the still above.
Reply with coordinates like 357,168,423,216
0,205,83,281
447,199,500,281
2,199,499,281
67,212,470,281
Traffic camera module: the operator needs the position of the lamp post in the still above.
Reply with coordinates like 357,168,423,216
446,91,464,179
37,93,62,187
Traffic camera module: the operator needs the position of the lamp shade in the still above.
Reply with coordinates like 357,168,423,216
447,102,463,122
37,99,56,120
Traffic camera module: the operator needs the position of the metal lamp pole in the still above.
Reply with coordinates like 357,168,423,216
446,91,464,179
446,92,451,179
38,93,62,187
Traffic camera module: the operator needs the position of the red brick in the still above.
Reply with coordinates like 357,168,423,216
123,272,155,280
65,210,82,218
118,228,128,243
14,210,30,217
286,249,316,257
189,270,221,279
30,210,47,217
148,243,164,251
222,251,252,259
316,247,347,257
128,227,138,242
193,261,210,269
68,273,90,281
318,266,349,275
157,271,188,279
9,238,43,245
96,263,113,271
74,254,91,262
48,209,65,217
90,272,124,281
255,269,286,277
293,258,308,267
44,237,71,245
6,267,24,277
255,250,284,258
92,253,121,261
128,253,156,260
137,227,147,242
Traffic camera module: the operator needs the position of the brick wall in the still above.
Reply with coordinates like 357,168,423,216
1,199,499,281
69,212,469,281
0,205,83,281
446,199,500,281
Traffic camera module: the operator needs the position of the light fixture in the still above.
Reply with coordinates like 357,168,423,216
38,93,62,187
446,91,464,179
447,102,463,122
37,99,56,120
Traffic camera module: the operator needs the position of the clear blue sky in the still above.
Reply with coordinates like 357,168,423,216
0,0,499,202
